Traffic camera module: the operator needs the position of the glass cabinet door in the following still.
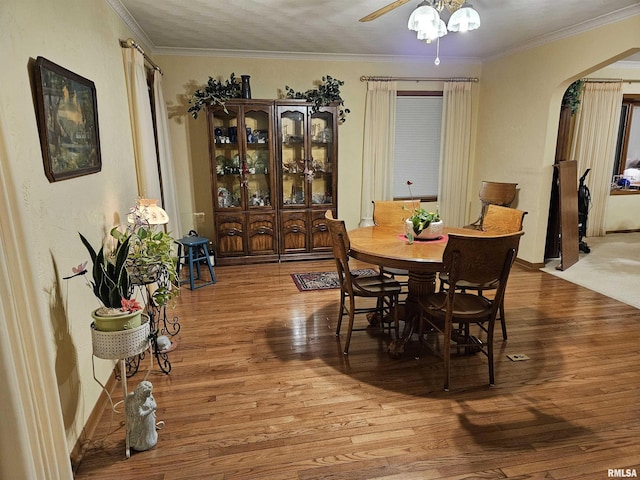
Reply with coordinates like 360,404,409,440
310,110,335,205
211,106,242,209
279,107,307,206
244,108,272,208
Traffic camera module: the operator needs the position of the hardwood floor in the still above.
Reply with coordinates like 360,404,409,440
74,259,640,479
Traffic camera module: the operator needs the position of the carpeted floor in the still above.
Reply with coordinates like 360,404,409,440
291,269,378,291
542,232,640,309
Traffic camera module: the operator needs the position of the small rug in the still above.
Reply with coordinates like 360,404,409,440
291,269,378,292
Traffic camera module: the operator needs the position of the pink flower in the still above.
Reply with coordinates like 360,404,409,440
121,297,142,313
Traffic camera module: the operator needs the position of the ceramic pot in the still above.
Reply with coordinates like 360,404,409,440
406,219,444,240
92,308,143,332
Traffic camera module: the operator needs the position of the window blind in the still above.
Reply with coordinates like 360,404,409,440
393,96,443,198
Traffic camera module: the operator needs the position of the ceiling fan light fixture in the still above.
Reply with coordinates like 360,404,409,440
408,4,440,31
408,4,443,41
447,4,480,32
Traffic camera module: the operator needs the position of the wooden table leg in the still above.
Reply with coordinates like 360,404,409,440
388,271,436,357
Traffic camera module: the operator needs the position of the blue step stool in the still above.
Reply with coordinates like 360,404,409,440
176,236,216,290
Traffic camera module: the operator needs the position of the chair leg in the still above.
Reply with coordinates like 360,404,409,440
443,318,452,392
343,297,356,355
488,320,495,386
392,295,400,340
499,301,507,340
336,289,346,336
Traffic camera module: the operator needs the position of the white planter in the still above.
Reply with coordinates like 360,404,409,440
91,314,150,360
406,219,444,240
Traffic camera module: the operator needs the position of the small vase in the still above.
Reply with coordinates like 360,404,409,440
241,75,251,99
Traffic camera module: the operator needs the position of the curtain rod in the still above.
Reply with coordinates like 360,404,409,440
120,38,163,75
583,77,640,84
360,75,479,83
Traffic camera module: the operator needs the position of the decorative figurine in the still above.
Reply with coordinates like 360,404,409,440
125,380,158,451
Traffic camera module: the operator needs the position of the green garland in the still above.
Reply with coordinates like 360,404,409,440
188,73,242,119
284,75,350,124
188,73,350,124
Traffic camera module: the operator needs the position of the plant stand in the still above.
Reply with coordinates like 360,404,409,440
91,317,151,458
130,272,181,375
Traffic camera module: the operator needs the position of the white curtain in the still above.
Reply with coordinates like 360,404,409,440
122,48,162,201
0,120,72,479
438,81,473,227
360,81,397,226
569,82,623,237
152,70,183,237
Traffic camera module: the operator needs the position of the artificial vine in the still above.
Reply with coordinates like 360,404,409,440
188,73,351,124
284,75,350,124
188,73,242,119
562,79,584,116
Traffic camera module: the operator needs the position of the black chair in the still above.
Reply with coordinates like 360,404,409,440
325,211,402,355
419,231,523,391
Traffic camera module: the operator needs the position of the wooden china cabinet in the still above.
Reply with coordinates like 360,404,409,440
207,100,278,265
276,100,338,261
207,99,338,265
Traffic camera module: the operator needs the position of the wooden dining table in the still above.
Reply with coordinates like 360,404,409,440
348,224,490,356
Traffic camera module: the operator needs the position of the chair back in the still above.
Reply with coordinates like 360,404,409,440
478,181,518,206
482,205,527,234
443,231,524,311
325,211,354,293
372,200,415,226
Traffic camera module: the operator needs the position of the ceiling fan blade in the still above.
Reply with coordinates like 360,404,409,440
359,0,413,22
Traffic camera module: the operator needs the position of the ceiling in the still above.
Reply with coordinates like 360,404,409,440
109,0,640,64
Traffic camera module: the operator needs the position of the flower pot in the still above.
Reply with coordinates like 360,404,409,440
406,219,444,240
92,308,143,332
91,314,150,360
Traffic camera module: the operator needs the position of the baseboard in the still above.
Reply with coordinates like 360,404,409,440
606,229,640,234
515,257,545,271
70,366,117,472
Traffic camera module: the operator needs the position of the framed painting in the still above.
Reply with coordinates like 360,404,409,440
33,56,102,182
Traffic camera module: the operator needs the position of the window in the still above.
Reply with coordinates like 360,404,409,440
612,95,640,184
393,92,443,200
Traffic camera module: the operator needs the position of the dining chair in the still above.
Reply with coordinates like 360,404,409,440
372,200,414,300
440,204,527,340
418,231,524,391
325,211,402,355
465,181,518,230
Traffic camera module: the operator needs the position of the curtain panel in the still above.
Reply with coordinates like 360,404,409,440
569,81,623,236
122,48,162,201
438,81,473,227
152,70,183,237
360,81,397,226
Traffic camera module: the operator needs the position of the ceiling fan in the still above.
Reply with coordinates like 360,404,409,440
359,0,467,23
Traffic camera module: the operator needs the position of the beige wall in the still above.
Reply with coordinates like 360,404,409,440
1,0,142,461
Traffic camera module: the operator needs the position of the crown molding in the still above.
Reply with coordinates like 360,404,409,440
152,46,482,65
486,4,640,63
105,0,155,51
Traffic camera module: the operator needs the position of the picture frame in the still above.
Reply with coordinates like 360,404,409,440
33,56,102,182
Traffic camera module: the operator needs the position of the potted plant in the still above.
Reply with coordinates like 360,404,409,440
114,199,180,307
79,232,144,331
403,180,443,240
